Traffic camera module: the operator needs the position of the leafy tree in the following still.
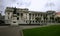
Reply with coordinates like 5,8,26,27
0,20,5,24
55,17,60,23
35,17,41,22
43,14,48,23
50,15,55,22
50,16,54,21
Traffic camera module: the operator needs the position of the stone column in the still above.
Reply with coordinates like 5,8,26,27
19,13,21,20
31,14,32,20
34,14,35,20
27,13,29,20
47,15,50,23
42,14,43,23
20,13,21,19
47,15,49,23
54,17,55,23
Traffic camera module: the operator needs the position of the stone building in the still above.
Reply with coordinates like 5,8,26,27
5,7,56,25
0,13,5,24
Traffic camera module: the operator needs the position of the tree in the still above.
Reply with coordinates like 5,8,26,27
55,17,60,23
35,17,41,22
50,16,54,22
0,20,5,24
43,14,48,23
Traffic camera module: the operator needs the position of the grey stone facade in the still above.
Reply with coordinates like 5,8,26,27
5,7,56,25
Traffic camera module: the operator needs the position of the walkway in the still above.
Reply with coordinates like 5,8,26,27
0,26,21,36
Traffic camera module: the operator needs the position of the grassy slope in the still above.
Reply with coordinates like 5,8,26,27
22,25,60,36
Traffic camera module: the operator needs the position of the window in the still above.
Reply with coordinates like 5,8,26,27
17,13,19,16
46,14,47,16
33,14,34,16
38,14,39,16
36,21,37,23
33,21,34,23
29,13,31,19
8,13,10,15
30,21,31,23
17,17,19,20
41,14,42,16
29,16,31,19
13,21,16,23
32,17,34,19
35,14,37,16
8,17,9,19
26,14,27,19
26,21,27,23
21,13,23,16
39,21,40,23
29,13,31,15
13,16,17,17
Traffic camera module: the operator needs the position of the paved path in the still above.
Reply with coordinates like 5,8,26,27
0,24,60,36
0,26,21,36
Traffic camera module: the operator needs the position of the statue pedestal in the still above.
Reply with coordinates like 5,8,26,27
10,23,19,27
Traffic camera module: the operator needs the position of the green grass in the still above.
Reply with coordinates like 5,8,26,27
22,25,60,36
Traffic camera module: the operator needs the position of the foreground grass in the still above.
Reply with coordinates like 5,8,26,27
22,25,60,36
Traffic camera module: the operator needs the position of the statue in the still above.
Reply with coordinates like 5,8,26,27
13,7,16,14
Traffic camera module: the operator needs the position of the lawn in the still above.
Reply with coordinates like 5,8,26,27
22,25,60,36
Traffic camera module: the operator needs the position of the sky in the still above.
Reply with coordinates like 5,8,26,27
0,0,60,15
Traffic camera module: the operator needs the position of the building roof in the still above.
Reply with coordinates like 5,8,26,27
6,7,28,10
29,11,46,14
5,7,29,12
56,12,60,15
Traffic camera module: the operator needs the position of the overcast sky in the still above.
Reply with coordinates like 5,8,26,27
0,0,60,15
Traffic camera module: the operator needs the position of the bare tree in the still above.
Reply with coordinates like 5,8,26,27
45,2,55,10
